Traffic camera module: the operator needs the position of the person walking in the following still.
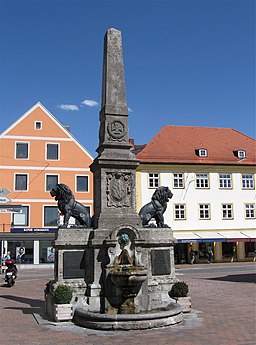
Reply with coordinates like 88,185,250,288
190,249,195,264
207,245,213,263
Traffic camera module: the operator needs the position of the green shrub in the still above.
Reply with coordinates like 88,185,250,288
53,284,73,304
169,281,189,298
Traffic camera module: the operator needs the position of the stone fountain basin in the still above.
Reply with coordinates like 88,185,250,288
109,267,147,288
74,303,183,330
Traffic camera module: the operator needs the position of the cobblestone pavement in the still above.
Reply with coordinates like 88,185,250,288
0,262,255,345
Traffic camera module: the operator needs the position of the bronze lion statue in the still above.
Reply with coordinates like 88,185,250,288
50,183,91,227
139,186,173,228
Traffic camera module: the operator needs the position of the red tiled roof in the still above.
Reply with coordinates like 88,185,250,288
136,126,256,165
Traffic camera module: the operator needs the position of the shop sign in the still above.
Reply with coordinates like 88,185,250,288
11,227,58,233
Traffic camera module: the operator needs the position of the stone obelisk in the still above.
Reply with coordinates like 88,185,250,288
90,28,141,230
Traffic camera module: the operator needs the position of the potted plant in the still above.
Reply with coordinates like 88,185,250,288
169,281,191,313
53,284,73,321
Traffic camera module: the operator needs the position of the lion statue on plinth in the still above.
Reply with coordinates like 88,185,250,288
139,186,173,228
50,183,91,227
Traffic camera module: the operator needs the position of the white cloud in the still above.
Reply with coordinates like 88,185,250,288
58,104,79,111
81,99,98,107
128,107,133,113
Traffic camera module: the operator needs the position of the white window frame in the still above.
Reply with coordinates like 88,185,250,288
14,173,29,191
75,175,89,193
34,121,42,130
219,174,232,189
199,204,211,220
43,205,60,227
174,204,186,220
46,142,60,160
12,205,30,227
238,150,246,159
198,149,208,157
222,204,233,220
241,174,255,189
15,141,29,160
195,173,209,189
148,173,159,189
173,173,184,189
45,174,59,192
244,203,255,219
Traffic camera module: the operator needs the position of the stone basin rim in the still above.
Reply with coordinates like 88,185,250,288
74,302,182,322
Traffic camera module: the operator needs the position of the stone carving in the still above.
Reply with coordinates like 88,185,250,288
107,120,126,141
50,183,91,227
106,172,132,207
139,186,173,228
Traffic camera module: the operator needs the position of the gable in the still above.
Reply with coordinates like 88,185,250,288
1,102,94,161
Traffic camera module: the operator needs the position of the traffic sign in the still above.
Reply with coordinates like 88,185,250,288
0,187,12,196
0,196,11,204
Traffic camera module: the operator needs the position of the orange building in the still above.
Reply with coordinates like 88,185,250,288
0,102,93,265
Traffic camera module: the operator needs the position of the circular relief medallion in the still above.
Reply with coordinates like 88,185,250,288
107,120,125,140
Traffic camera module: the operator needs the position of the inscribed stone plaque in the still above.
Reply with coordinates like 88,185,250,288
151,249,171,276
63,250,85,279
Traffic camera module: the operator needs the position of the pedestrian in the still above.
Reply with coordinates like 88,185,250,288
190,249,195,264
207,245,213,263
5,251,11,260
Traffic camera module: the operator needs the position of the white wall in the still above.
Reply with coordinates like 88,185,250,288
139,166,255,232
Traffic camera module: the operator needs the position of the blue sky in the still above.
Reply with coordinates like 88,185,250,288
0,0,255,157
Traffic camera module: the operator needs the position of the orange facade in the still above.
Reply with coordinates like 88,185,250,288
0,103,94,262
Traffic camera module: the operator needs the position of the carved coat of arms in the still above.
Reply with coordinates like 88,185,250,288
106,172,131,207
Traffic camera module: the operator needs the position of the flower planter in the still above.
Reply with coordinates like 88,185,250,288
174,296,191,313
53,303,73,322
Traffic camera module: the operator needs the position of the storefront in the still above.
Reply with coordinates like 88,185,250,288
174,231,256,264
0,227,57,265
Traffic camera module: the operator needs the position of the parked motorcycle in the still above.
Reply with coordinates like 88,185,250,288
4,259,18,287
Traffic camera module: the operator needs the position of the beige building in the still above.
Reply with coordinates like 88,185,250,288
135,125,256,264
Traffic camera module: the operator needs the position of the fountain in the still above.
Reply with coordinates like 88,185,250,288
46,28,183,331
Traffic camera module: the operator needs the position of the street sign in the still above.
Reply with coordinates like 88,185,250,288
0,187,12,196
0,204,22,213
0,196,11,204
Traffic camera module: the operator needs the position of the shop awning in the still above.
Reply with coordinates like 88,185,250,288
240,231,256,241
218,231,255,242
174,231,255,243
193,232,226,243
173,232,201,243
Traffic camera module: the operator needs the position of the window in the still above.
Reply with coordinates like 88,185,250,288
76,175,89,192
46,143,59,160
174,204,186,220
35,121,42,130
173,173,184,189
242,174,254,189
199,204,210,219
148,173,159,188
15,174,28,191
39,240,54,263
219,174,232,189
44,206,59,226
237,150,246,159
12,206,29,226
16,142,28,159
46,175,58,191
198,149,208,157
245,204,255,219
222,204,233,219
196,174,209,188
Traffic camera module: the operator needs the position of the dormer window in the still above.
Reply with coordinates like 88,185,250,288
35,121,42,130
237,150,246,159
234,150,246,159
196,149,208,157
